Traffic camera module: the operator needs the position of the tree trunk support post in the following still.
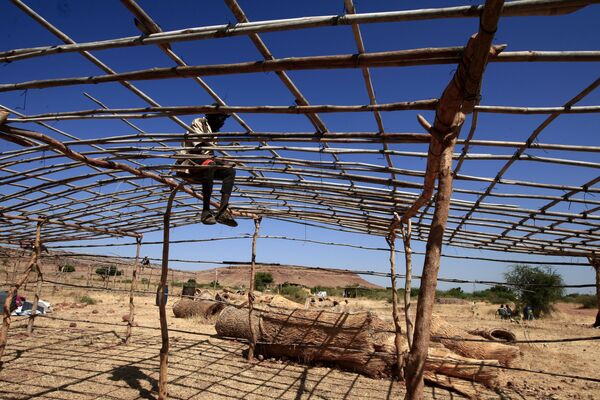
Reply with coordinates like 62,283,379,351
386,229,404,380
400,217,414,348
404,1,504,398
589,256,600,328
125,235,143,344
158,185,181,400
247,216,262,361
0,218,46,366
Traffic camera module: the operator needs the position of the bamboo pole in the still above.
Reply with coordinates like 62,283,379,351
9,102,600,123
0,219,45,365
125,236,142,344
9,46,600,94
0,0,590,62
386,232,404,380
0,212,139,238
247,217,262,361
400,219,414,348
7,130,600,152
158,184,181,400
405,1,504,398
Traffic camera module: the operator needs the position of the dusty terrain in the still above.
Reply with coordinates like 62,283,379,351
0,286,598,399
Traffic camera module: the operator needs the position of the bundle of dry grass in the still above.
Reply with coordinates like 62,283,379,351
172,299,224,320
468,327,517,343
430,315,519,366
215,306,510,397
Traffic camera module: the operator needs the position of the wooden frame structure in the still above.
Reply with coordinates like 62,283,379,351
1,0,599,399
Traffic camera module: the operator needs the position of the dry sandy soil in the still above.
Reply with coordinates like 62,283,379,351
0,286,598,400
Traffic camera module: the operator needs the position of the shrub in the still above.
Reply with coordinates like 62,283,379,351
255,272,274,291
59,264,75,273
280,284,308,303
564,294,597,309
207,280,221,288
439,287,466,299
472,285,516,304
77,294,97,305
184,279,197,288
95,265,122,280
505,265,564,318
581,295,597,309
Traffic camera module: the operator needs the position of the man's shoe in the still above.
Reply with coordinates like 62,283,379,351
201,210,216,225
216,208,238,227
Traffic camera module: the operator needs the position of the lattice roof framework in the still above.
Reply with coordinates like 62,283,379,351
0,0,599,259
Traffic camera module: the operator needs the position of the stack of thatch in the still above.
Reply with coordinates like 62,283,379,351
215,307,519,398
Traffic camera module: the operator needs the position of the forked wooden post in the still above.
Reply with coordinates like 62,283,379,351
125,236,142,344
247,216,262,361
386,232,404,380
400,219,414,348
158,185,181,400
589,257,600,328
0,219,46,365
404,1,503,398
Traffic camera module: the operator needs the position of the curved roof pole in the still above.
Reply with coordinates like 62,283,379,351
403,1,504,398
0,123,256,221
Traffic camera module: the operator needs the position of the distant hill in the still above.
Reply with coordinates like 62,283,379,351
195,265,380,289
0,246,379,290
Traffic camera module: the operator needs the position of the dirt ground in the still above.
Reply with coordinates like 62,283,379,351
0,287,598,400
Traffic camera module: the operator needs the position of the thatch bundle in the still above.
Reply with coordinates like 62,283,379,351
468,327,517,343
263,295,303,309
172,299,224,320
215,306,516,397
430,316,519,366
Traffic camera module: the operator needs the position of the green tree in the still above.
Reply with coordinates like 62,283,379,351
505,265,564,318
446,287,465,298
95,265,122,281
254,272,274,291
183,278,197,288
472,285,517,304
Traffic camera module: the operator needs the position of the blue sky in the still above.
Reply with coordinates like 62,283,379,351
0,1,598,292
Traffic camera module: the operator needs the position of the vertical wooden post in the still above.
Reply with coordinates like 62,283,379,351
247,217,262,361
158,185,180,400
26,262,44,335
0,219,46,365
11,250,25,284
590,257,600,328
27,227,47,335
404,2,503,398
400,219,414,348
405,140,460,399
86,264,92,286
112,263,118,289
386,232,404,380
125,236,142,344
